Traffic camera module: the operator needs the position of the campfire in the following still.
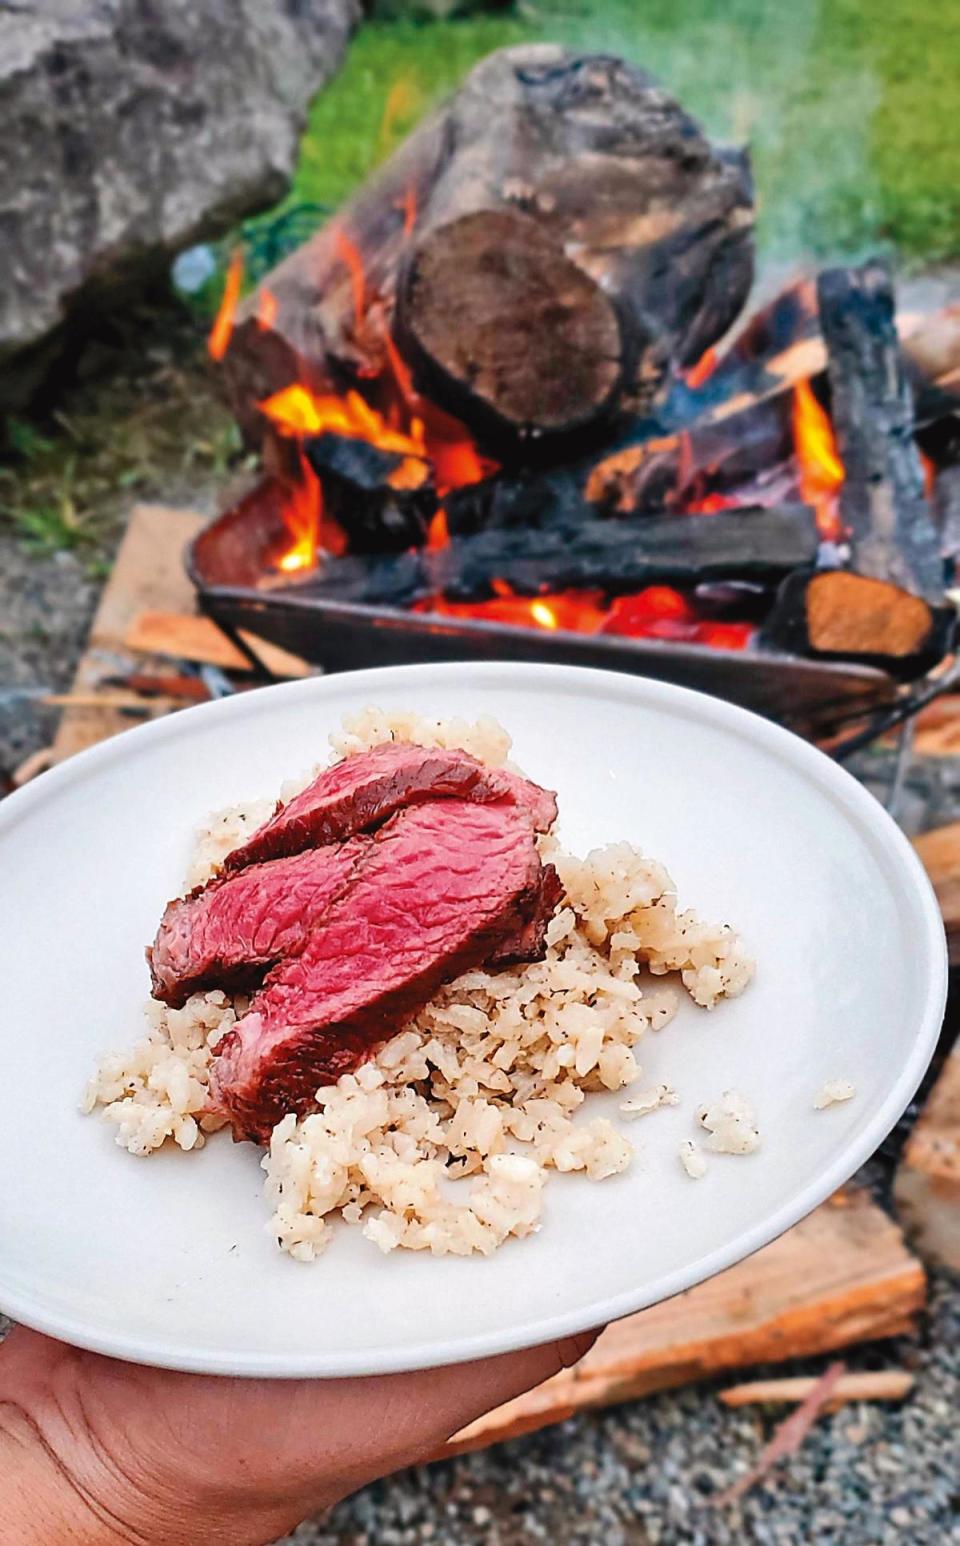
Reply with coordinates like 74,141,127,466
190,45,960,742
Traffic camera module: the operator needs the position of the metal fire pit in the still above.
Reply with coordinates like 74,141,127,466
188,480,911,740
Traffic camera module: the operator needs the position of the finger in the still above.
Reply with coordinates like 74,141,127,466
360,1326,606,1470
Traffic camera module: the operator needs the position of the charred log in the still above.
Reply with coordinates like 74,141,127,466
584,395,793,515
304,434,435,552
286,505,817,608
816,260,943,599
759,568,952,676
223,46,754,448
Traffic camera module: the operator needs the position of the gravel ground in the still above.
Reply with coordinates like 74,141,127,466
286,1269,960,1546
0,535,98,773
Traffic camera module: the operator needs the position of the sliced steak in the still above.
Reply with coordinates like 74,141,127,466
148,840,368,1008
222,741,556,870
485,862,563,967
208,798,544,1141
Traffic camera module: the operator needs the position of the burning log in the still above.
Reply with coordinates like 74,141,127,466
288,505,817,607
223,45,754,448
584,395,793,516
759,568,952,675
816,260,943,599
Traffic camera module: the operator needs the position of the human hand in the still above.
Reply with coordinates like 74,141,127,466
0,1325,598,1545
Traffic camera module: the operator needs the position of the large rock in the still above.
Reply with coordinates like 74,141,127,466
0,0,359,406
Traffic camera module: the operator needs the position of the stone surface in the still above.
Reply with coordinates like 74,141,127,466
0,0,358,401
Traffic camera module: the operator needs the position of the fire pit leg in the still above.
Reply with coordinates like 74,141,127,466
197,604,277,679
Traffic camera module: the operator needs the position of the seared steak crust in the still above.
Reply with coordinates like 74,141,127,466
222,741,557,871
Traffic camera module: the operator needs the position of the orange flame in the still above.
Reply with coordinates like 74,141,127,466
334,230,366,331
256,288,278,332
378,78,419,159
684,345,719,390
793,378,844,540
247,201,495,574
207,249,244,361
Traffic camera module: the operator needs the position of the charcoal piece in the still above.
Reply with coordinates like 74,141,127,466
817,260,943,600
304,433,436,553
445,467,591,537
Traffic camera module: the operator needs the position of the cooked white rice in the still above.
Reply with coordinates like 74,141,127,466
83,709,755,1260
813,1078,856,1110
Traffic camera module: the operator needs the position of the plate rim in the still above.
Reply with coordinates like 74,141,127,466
0,661,947,1377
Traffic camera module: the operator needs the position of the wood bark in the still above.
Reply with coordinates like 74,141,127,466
223,45,754,448
817,261,943,600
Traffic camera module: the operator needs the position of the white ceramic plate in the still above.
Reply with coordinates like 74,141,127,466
0,663,945,1377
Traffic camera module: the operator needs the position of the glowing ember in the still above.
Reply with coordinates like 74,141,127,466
602,587,753,649
256,288,278,331
414,589,606,634
792,378,845,540
530,600,558,629
413,582,753,648
920,450,937,499
207,249,244,361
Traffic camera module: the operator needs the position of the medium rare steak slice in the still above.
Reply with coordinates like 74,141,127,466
485,863,563,967
208,799,544,1141
148,840,368,1008
222,741,556,870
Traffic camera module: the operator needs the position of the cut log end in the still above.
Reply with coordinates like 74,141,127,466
396,209,625,441
806,571,934,657
760,568,943,673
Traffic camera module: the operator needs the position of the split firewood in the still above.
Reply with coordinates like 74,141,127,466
912,823,960,966
441,1188,923,1459
123,611,312,678
817,260,943,600
223,45,755,448
894,1042,960,1268
719,1370,914,1411
759,569,945,673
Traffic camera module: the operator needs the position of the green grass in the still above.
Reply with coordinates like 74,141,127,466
288,0,960,265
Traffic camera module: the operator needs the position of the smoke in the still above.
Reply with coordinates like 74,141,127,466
534,0,885,268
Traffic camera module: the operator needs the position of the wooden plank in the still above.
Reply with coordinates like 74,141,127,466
442,1188,924,1458
51,505,313,763
912,822,960,965
894,1044,960,1271
718,1371,914,1410
52,506,204,762
123,610,311,678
